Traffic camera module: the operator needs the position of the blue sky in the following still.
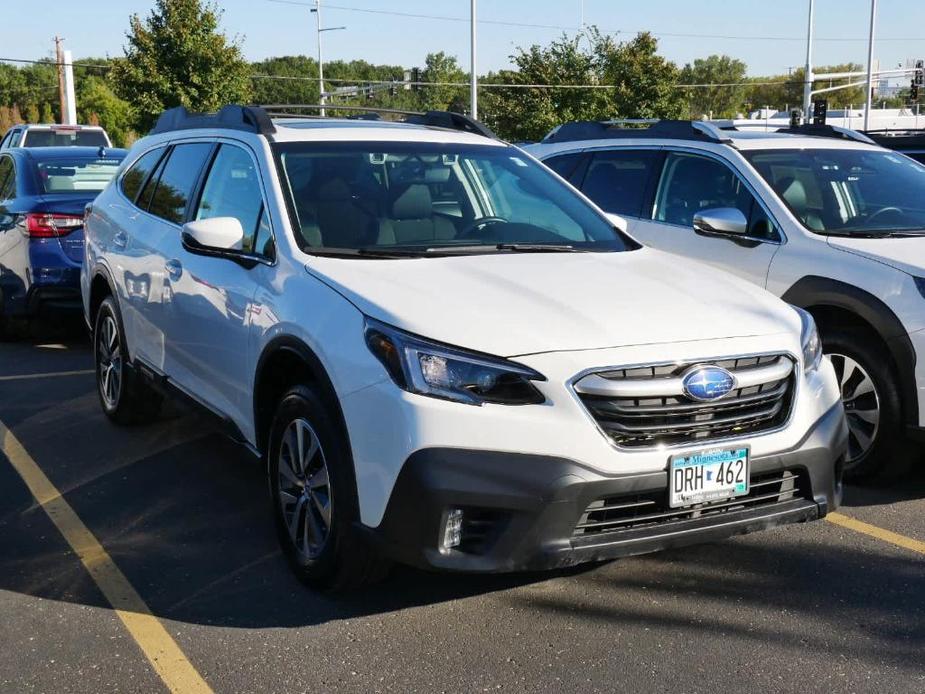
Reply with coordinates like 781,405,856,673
7,0,925,77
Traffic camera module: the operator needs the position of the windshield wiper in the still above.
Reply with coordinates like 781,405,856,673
823,229,925,238
422,243,584,255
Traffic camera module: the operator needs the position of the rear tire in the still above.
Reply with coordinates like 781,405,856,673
93,296,161,424
268,384,387,590
822,326,914,480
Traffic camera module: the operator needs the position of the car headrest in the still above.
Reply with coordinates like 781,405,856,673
779,177,807,209
391,184,433,219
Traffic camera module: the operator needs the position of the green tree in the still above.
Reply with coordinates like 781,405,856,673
40,102,55,124
679,54,748,118
77,76,133,146
24,103,40,123
419,52,467,112
598,31,685,120
111,0,252,132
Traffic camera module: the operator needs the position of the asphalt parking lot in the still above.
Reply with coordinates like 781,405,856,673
1,324,924,694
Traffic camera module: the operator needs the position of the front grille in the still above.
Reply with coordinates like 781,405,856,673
574,469,808,537
574,354,796,448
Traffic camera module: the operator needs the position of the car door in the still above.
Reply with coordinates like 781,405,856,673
159,141,270,428
129,141,214,373
627,149,782,286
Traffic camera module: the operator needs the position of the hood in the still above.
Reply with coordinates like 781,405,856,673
827,236,925,277
304,248,798,357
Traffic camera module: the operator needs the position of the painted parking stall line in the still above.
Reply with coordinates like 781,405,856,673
826,511,925,556
0,419,212,694
0,369,95,382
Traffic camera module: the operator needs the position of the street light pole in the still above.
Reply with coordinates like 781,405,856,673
802,0,815,123
309,0,346,117
470,0,478,120
864,0,878,131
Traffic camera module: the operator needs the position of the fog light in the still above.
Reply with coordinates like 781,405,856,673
440,508,464,553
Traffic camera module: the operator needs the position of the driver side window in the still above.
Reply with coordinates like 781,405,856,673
654,152,778,241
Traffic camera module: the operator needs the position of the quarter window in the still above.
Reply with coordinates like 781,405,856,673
146,143,213,224
654,152,778,240
544,152,587,183
121,148,165,203
195,144,268,253
581,150,659,217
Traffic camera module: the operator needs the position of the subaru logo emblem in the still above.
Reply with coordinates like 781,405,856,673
682,365,736,402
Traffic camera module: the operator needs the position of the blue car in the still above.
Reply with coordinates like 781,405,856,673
0,145,125,335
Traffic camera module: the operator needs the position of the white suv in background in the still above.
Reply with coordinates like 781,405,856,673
82,106,845,589
528,121,925,478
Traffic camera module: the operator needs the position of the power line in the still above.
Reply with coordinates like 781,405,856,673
266,0,925,42
0,56,111,71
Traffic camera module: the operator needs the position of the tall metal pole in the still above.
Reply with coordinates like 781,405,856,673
315,0,325,117
863,0,878,131
470,0,478,120
802,0,815,124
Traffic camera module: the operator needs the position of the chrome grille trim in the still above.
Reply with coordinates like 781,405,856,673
571,352,798,450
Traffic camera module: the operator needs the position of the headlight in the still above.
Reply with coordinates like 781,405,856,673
794,307,823,373
364,318,546,405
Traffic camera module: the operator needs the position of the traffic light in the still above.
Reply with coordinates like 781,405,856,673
790,109,802,128
812,99,827,125
912,80,920,102
411,68,421,91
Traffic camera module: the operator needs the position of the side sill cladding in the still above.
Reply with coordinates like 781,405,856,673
782,275,918,427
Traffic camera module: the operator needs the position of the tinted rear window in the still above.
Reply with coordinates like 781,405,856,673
23,129,108,148
36,157,123,194
121,148,165,202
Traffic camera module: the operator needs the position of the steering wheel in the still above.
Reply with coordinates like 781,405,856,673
458,216,508,240
864,206,904,225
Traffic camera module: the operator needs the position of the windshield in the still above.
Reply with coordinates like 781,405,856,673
744,148,925,236
23,129,108,148
36,157,123,195
274,141,633,255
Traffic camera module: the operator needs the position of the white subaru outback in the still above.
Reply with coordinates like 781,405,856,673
528,121,925,479
82,106,845,588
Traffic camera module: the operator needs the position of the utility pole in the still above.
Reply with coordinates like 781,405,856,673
802,0,815,124
863,0,878,131
470,0,478,120
310,0,346,117
55,36,66,124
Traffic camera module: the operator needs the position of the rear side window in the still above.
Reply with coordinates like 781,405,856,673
544,152,587,183
195,144,266,252
0,156,14,199
147,143,213,223
8,130,23,148
580,150,659,217
121,148,164,202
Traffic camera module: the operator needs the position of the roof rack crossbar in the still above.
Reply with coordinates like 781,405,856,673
258,104,498,139
149,105,276,137
541,119,734,145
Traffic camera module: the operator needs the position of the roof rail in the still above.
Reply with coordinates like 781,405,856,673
150,105,276,137
775,123,876,145
259,104,498,139
541,119,733,145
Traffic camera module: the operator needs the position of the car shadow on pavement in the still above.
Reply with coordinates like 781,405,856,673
841,458,925,508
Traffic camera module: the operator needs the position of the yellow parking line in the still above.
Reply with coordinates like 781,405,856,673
0,369,95,382
0,419,212,694
826,511,925,556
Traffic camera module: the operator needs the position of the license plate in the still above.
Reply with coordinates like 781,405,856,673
669,447,749,508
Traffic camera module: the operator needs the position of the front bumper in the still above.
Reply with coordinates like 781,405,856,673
365,401,847,573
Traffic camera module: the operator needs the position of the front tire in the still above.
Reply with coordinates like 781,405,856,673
823,326,913,479
93,296,161,424
268,384,386,590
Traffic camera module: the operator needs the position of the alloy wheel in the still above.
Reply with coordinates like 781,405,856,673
277,418,332,560
97,314,122,410
829,353,881,466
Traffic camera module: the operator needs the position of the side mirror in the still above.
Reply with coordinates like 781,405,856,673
605,212,628,233
692,208,748,237
182,217,244,253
